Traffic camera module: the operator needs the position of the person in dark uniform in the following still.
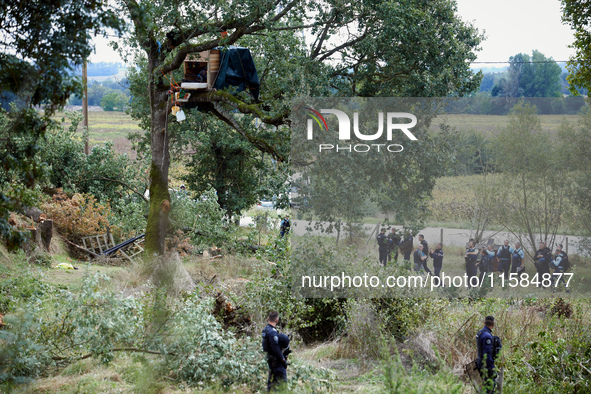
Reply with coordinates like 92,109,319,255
478,245,495,282
377,228,389,267
418,234,432,274
465,241,479,287
476,316,498,394
429,243,444,279
511,241,525,274
534,242,552,287
551,247,569,291
387,228,401,263
279,215,291,238
397,232,412,262
262,311,287,391
496,240,512,279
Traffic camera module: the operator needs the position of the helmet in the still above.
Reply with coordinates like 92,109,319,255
277,333,290,350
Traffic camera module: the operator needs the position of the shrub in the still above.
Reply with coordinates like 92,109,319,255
41,192,120,245
0,272,334,391
0,258,55,314
169,187,230,249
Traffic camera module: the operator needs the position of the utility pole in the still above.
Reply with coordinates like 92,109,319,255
83,60,89,155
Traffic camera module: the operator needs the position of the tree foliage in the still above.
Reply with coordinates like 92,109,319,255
0,0,123,248
492,51,562,97
562,0,591,94
492,102,569,255
559,104,591,252
100,90,129,111
118,0,483,254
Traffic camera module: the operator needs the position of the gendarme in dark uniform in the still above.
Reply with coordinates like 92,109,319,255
418,235,432,274
534,242,552,287
476,316,498,393
262,312,287,391
377,228,389,267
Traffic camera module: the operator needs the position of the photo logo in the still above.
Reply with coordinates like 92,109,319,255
304,107,329,134
305,108,418,141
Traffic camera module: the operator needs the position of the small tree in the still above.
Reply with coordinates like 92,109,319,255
493,101,569,255
559,104,591,254
100,91,128,111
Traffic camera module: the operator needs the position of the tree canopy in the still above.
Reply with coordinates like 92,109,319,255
118,0,483,254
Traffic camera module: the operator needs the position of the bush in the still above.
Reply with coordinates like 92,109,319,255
169,188,230,249
0,272,334,391
42,192,120,245
0,254,55,314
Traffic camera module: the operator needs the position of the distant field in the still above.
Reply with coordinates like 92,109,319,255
432,114,579,136
52,111,143,155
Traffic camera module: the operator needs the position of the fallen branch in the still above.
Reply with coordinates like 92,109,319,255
62,238,100,258
52,347,178,361
455,313,478,337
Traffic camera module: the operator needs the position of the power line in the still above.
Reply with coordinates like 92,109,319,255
471,61,573,64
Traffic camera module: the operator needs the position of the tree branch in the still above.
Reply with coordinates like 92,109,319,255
316,30,368,62
311,16,335,59
207,102,287,162
187,90,289,126
52,347,177,361
85,177,148,203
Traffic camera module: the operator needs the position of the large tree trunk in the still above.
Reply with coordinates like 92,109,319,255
145,55,172,255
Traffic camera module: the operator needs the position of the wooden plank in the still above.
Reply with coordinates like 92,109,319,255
96,235,103,253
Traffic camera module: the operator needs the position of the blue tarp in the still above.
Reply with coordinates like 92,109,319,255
214,47,260,100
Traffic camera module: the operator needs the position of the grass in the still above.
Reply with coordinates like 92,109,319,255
51,111,143,156
2,230,591,393
432,114,580,137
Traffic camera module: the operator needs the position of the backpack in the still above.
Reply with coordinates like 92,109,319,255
561,252,570,270
492,336,502,360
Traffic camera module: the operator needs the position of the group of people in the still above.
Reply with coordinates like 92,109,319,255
464,239,570,289
376,228,417,266
376,229,445,276
377,229,571,290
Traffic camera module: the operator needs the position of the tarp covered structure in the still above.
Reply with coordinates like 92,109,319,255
214,47,260,100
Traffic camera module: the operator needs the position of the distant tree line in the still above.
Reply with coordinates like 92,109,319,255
477,50,588,97
68,79,130,111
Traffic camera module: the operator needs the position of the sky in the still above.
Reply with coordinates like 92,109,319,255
455,0,575,64
90,0,577,67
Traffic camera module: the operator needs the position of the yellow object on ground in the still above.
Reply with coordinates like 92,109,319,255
56,262,74,270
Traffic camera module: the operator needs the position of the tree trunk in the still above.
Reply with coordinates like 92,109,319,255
145,55,172,255
39,219,53,251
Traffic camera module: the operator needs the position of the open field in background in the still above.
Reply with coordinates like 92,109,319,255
46,110,587,237
51,111,142,156
432,114,580,136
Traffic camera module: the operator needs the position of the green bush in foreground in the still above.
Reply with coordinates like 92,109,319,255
0,271,332,392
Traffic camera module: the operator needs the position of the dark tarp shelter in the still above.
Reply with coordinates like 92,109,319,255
214,47,260,100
